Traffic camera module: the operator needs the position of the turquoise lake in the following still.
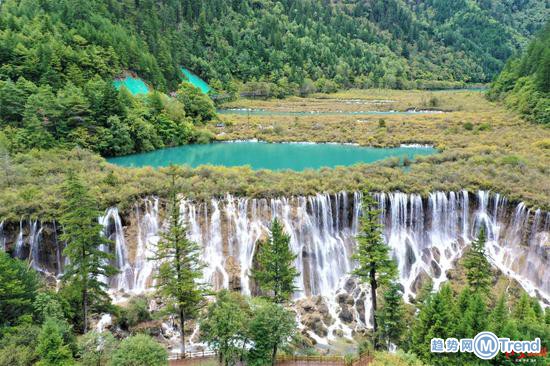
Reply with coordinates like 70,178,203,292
107,142,437,171
181,67,212,94
113,76,149,95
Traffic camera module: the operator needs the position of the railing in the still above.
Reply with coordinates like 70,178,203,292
276,355,346,364
170,350,217,360
169,351,373,366
350,351,373,366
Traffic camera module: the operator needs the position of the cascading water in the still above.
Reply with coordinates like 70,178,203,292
14,219,24,259
99,208,133,292
0,220,5,251
5,190,550,344
133,198,160,293
28,219,43,271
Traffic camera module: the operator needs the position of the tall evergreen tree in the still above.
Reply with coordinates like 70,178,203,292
152,170,208,355
251,218,299,304
351,193,397,348
463,226,492,293
0,252,39,328
60,172,117,333
377,281,405,350
411,284,458,365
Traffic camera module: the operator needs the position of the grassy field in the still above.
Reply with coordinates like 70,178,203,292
1,90,549,219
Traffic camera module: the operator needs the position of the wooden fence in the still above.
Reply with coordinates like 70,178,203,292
169,351,373,366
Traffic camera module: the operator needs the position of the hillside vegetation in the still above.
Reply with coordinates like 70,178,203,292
490,22,550,124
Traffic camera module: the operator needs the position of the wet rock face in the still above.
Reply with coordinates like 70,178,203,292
296,296,334,338
225,256,242,291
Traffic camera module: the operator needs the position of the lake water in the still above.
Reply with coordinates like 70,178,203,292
107,142,437,171
181,67,212,94
217,109,444,116
113,76,149,95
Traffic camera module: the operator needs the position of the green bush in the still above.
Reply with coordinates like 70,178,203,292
0,323,40,366
110,334,168,366
77,331,118,366
463,122,474,130
117,297,152,329
477,123,491,131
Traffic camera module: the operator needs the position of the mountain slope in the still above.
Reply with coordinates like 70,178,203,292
489,21,550,124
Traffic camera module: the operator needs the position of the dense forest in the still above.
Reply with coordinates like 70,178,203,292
489,21,550,124
0,0,547,156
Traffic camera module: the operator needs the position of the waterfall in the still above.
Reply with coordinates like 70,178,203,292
92,191,549,306
99,208,133,292
133,197,160,292
28,219,43,271
14,218,24,258
0,220,5,251
6,190,549,341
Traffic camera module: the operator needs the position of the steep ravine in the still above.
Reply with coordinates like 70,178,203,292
1,190,549,345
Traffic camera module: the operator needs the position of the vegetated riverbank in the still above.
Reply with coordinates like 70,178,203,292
1,90,549,219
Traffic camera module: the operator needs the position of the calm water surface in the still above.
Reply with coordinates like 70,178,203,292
107,142,437,171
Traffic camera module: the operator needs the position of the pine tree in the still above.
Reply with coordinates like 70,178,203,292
60,172,117,333
411,284,457,364
351,193,397,348
152,170,208,356
463,226,492,294
0,251,39,327
251,218,299,304
36,318,74,366
377,281,405,350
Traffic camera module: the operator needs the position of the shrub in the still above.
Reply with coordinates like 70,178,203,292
110,334,168,366
36,318,75,366
477,123,491,131
428,96,440,108
118,297,152,329
463,122,474,130
500,155,523,166
77,331,118,366
0,323,40,366
378,119,386,128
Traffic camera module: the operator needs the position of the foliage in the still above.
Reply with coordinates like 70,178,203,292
252,219,299,303
77,331,118,366
377,282,406,350
176,82,216,123
247,299,296,366
59,172,118,332
352,193,397,347
200,290,251,366
110,334,168,366
0,251,39,328
116,296,152,329
410,282,550,366
0,77,202,156
36,318,75,366
152,170,208,353
371,350,425,366
1,90,550,223
0,322,40,366
33,291,67,324
490,21,550,124
410,284,459,365
462,227,492,293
